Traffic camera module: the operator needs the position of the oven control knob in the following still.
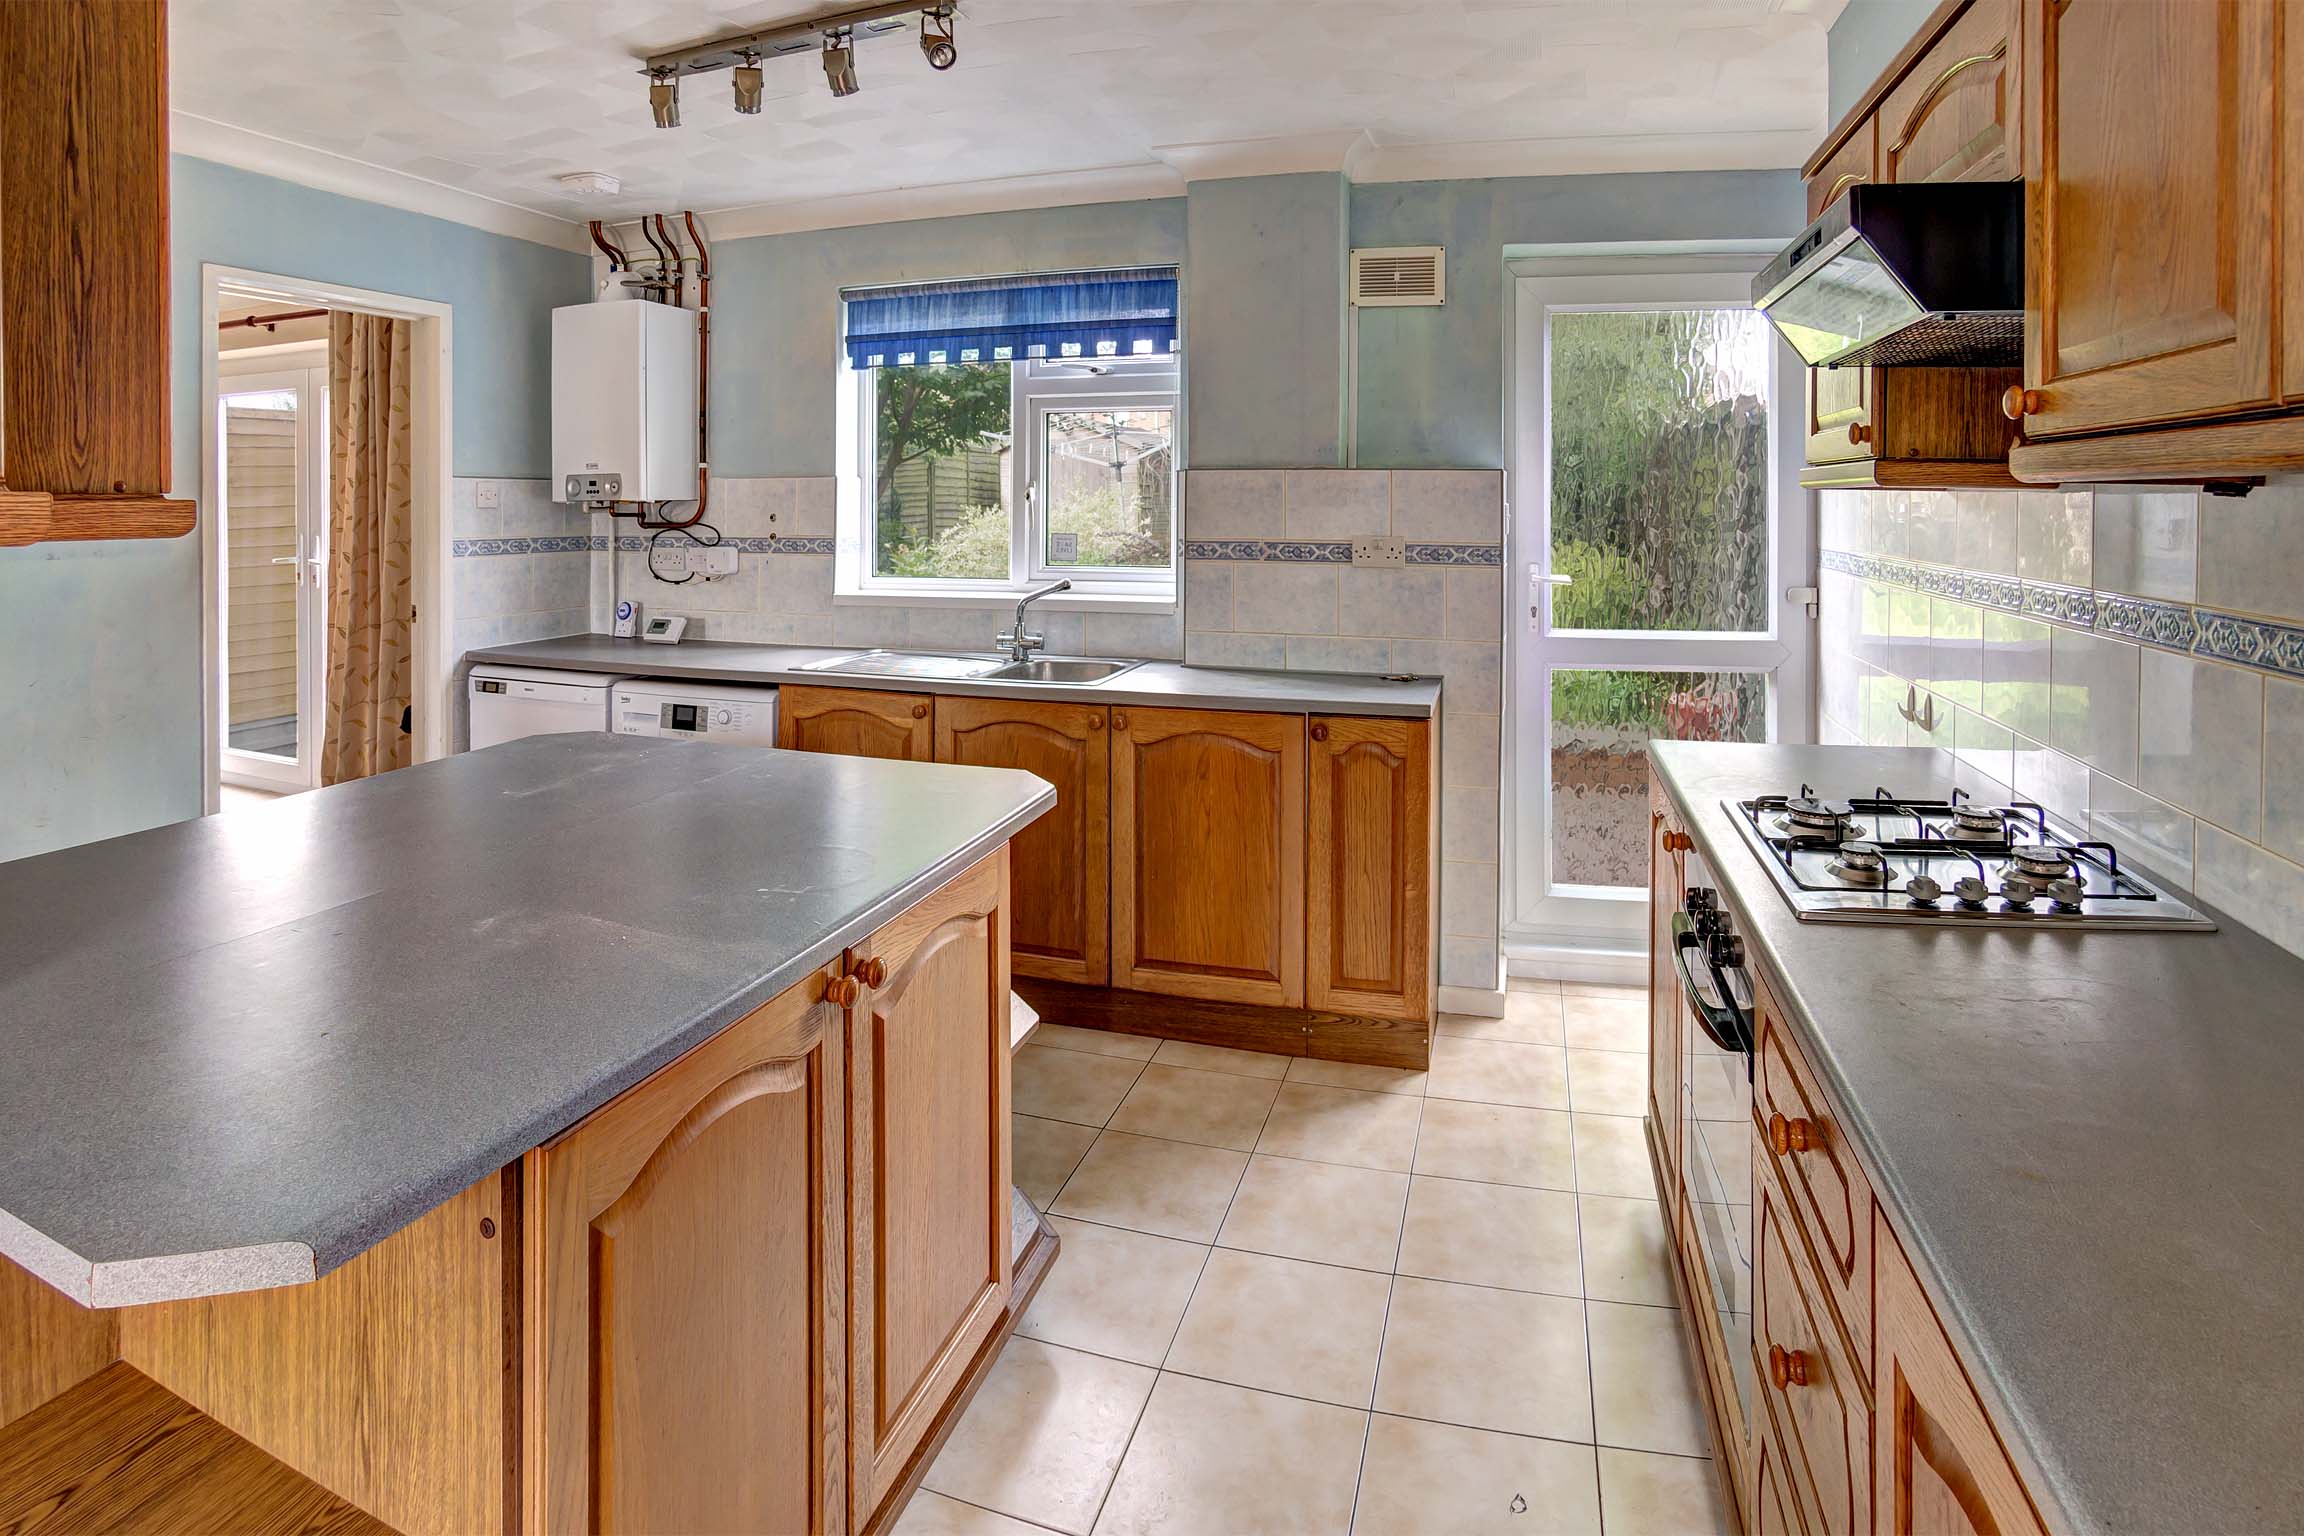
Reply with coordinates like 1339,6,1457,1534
2045,877,2085,911
1684,887,1716,912
1692,908,1727,938
2000,874,2039,906
1707,933,1745,970
1906,873,1943,904
1953,876,1991,907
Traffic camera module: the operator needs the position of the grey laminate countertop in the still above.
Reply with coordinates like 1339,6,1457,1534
1651,741,2304,1536
464,634,1444,718
0,734,1053,1308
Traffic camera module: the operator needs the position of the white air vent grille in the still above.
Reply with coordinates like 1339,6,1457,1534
1351,246,1444,307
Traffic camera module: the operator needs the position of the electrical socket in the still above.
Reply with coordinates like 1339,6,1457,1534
1351,535,1407,568
475,481,502,510
694,544,741,578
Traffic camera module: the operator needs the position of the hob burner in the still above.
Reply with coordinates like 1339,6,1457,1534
1783,795,1856,833
2011,845,2075,879
1826,840,1890,886
1948,803,2013,839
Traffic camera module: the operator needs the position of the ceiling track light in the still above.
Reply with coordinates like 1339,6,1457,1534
731,51,763,114
639,1,957,118
647,69,679,129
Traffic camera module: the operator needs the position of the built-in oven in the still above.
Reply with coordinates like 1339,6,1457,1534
1671,852,1755,1452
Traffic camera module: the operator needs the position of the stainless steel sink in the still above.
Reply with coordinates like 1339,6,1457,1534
987,657,1141,684
798,650,1009,680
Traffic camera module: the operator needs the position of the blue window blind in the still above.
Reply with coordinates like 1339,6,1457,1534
843,266,1179,368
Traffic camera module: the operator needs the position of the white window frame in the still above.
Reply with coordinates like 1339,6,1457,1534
836,355,1179,610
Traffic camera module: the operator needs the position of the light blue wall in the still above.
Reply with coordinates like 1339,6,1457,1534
1346,171,1808,469
710,198,1187,477
1827,0,1941,122
1183,173,1348,469
0,156,588,864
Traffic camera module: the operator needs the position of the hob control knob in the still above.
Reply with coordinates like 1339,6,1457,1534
1953,876,1991,907
1684,887,1716,912
2000,874,2039,906
1707,933,1745,970
1906,873,1943,904
2045,877,2085,910
1693,909,1726,938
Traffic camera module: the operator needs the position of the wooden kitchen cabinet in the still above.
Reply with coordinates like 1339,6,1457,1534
1757,1165,1873,1536
779,684,934,761
935,697,1109,986
1110,705,1305,1008
841,851,1012,1531
1877,0,2019,187
1305,715,1432,1021
1874,1213,2048,1536
0,0,193,544
1806,113,1875,219
1756,994,1876,1379
2013,0,2280,441
1648,798,1685,1184
1754,1400,1814,1536
1799,366,2024,488
526,965,847,1536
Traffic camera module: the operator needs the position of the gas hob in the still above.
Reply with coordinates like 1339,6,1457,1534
1724,785,2214,929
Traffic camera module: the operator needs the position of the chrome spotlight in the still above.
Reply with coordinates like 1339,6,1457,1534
731,52,763,113
648,69,680,128
821,30,859,97
920,10,957,70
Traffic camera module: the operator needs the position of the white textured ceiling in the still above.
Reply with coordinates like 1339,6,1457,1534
169,0,1838,226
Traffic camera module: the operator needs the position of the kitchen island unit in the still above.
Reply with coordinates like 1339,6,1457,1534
0,733,1057,1535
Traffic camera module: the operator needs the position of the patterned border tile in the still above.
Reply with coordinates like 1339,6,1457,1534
1184,539,1268,560
2197,609,2304,674
2023,580,2097,627
1266,540,1354,563
452,534,591,557
1407,543,1504,566
2098,595,2200,651
1183,538,1503,566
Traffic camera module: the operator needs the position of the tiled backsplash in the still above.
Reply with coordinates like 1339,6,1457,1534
1184,469,1507,994
1819,483,2304,960
451,478,593,653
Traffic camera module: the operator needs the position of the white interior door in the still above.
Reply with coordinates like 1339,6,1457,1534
218,358,329,792
1507,264,1812,951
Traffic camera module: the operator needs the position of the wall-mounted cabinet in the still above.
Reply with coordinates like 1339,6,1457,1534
0,0,193,544
1795,0,2024,490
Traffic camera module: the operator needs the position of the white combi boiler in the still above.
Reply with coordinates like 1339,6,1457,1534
612,680,779,745
467,665,629,749
551,299,698,504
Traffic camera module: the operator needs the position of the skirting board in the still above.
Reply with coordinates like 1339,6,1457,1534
1506,944,1646,989
1437,984,1506,1018
1012,979,1431,1071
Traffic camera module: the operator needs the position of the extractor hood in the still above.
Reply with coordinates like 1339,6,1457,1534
1752,181,2023,368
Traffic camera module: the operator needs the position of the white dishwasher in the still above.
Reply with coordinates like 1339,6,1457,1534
468,665,629,749
612,679,779,745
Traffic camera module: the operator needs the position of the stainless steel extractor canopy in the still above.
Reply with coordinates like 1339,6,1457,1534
1752,181,2024,369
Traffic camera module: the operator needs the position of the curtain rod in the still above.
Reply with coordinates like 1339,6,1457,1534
219,308,328,333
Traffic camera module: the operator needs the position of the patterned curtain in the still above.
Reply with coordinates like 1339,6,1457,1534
320,311,415,785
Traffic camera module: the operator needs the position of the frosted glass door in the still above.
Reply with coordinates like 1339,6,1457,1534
219,365,328,792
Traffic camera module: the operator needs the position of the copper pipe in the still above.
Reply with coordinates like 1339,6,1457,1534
218,307,327,333
641,210,713,530
653,214,685,307
587,219,624,269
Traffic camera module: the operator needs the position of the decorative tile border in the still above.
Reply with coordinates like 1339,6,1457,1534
452,535,591,557
606,534,837,555
1183,538,1502,566
1821,544,2304,680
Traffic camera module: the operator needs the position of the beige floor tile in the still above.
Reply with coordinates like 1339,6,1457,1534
1428,1035,1572,1111
1441,987,1565,1046
1216,1154,1409,1271
1588,1301,1710,1457
1562,981,1645,1000
1563,991,1649,1052
1254,1081,1424,1172
1578,1195,1676,1308
924,1337,1155,1535
1397,1177,1581,1296
894,1491,1053,1536
1013,1113,1101,1206
1374,1276,1592,1442
1596,1448,1733,1536
1285,1055,1428,1095
1164,1248,1392,1407
1091,1373,1366,1536
1149,1038,1291,1078
1014,1046,1145,1127
1566,1049,1649,1117
1031,1022,1161,1060
1353,1415,1602,1536
1018,1216,1209,1365
1507,976,1562,995
1051,1131,1249,1243
1105,1063,1281,1151
1572,1113,1661,1200
1413,1099,1574,1190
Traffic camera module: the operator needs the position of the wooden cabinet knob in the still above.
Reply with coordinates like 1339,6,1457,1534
2001,385,2044,421
856,956,888,989
1088,713,1104,730
1768,1343,1813,1390
1661,830,1693,853
1310,722,1330,742
1846,422,1870,447
1112,712,1128,731
825,974,860,1008
1768,1111,1819,1156
910,702,928,719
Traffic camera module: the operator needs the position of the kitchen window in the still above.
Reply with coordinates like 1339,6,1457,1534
835,268,1180,607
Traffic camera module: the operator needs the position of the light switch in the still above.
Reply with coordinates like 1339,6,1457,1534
475,481,502,509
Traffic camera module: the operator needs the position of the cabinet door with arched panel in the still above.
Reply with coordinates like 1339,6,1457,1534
1307,715,1433,1021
